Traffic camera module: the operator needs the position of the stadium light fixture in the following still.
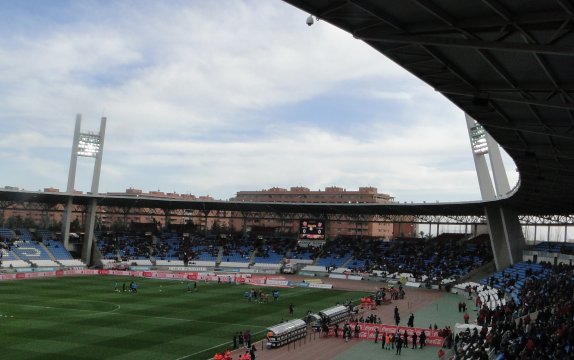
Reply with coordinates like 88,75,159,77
77,132,102,158
470,124,488,155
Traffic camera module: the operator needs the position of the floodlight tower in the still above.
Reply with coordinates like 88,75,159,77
465,114,524,270
61,115,106,265
466,114,511,199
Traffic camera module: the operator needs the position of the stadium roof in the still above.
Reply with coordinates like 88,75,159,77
0,188,492,216
1,0,573,217
283,0,574,215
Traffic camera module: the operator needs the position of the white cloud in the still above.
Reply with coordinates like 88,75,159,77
0,0,518,202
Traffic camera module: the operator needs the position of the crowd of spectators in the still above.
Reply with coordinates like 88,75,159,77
95,231,494,279
253,237,290,260
289,243,322,260
454,262,573,359
533,241,574,256
346,235,493,285
220,235,254,262
97,231,153,261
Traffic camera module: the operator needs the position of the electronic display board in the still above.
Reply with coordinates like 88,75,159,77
299,219,325,240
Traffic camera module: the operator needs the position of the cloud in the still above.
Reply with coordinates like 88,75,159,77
0,0,518,202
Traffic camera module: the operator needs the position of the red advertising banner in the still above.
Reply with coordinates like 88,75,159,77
327,323,444,347
186,273,198,280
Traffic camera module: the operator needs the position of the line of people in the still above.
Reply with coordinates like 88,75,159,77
375,329,427,354
212,346,256,360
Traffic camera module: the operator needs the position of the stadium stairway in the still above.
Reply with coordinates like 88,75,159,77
92,246,105,268
340,256,354,268
311,247,328,266
38,242,58,262
463,260,496,284
5,248,24,262
216,246,224,265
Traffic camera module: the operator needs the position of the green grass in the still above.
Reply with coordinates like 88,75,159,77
0,276,369,360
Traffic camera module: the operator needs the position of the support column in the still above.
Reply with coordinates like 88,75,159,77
323,214,330,241
466,113,524,270
485,206,525,270
80,117,106,266
82,199,98,265
62,115,82,250
163,209,171,231
486,134,511,196
241,212,249,237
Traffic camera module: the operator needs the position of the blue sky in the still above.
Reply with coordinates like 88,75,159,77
0,0,518,202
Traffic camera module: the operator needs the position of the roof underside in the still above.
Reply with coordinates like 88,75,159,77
283,0,574,215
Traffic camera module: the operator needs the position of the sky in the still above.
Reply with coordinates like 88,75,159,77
0,0,518,202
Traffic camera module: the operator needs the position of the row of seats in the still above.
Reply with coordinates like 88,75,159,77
480,261,552,305
1,228,83,268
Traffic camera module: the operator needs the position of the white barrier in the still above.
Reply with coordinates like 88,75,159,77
308,283,333,289
155,260,185,266
252,263,282,269
58,259,86,267
301,265,328,272
329,273,363,281
266,279,289,286
219,261,250,268
168,266,207,272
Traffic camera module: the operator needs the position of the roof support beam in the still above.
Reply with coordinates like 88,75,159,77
356,33,574,56
439,88,574,111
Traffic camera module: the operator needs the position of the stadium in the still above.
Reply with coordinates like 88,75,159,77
1,1,574,360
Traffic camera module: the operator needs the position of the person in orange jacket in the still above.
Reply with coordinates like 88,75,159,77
223,350,232,360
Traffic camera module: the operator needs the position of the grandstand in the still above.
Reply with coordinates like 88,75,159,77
0,228,85,269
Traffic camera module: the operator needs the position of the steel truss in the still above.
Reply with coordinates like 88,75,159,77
2,200,574,226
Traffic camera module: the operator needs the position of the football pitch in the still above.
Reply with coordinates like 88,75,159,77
0,276,369,360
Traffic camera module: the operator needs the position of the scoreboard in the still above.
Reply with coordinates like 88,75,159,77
299,219,325,240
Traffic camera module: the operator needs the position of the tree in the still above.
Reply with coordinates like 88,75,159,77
22,217,37,228
211,221,221,233
70,218,81,232
5,215,24,229
111,218,126,232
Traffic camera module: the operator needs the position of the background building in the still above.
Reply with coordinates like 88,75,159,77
1,186,414,240
230,186,410,239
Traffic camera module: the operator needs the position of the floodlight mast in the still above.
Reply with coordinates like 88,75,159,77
61,115,106,266
465,113,523,270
